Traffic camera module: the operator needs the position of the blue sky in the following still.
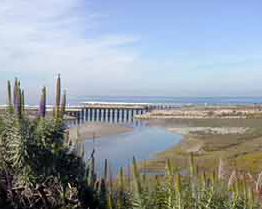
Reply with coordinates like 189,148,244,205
1,0,262,104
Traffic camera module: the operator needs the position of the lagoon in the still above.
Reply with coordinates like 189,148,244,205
82,125,181,174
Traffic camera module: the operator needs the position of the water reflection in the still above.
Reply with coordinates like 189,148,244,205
66,108,148,128
66,108,181,175
82,127,181,175
66,110,148,127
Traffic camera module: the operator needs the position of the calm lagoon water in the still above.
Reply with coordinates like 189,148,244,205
83,126,182,174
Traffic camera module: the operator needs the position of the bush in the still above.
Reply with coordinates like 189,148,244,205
0,77,100,209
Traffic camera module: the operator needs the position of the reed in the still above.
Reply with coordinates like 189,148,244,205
98,154,262,209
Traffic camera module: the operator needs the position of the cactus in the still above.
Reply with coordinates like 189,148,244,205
17,87,21,117
39,87,46,117
13,78,18,111
21,89,24,114
87,149,96,187
60,90,66,118
242,176,248,208
98,159,109,208
117,167,124,208
54,74,61,120
189,152,197,201
103,159,108,181
99,178,107,208
107,163,114,209
247,185,254,209
12,79,22,117
175,174,182,209
165,158,173,176
201,171,207,190
165,159,174,208
53,74,67,121
132,157,146,209
7,80,12,106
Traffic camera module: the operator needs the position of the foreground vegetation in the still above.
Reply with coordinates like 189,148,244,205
0,77,100,208
1,77,262,208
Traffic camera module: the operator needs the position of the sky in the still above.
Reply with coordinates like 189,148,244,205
1,0,262,104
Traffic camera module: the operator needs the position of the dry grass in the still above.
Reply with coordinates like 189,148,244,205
140,118,262,175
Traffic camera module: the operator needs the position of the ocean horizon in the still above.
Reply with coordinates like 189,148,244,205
68,96,262,105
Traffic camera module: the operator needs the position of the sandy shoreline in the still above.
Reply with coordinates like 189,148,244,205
135,105,262,119
69,122,133,141
168,126,248,135
137,116,262,174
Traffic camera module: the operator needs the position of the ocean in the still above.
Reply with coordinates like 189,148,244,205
68,96,262,105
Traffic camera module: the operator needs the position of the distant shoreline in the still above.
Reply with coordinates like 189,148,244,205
135,104,262,119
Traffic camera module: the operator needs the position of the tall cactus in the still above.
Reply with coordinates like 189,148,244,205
117,167,125,209
7,80,12,106
60,90,66,118
39,87,46,117
21,89,25,114
189,152,197,200
12,78,22,117
99,159,109,208
54,74,61,120
132,157,146,209
175,174,182,209
165,159,175,208
103,159,108,181
87,149,96,187
13,78,18,110
16,87,22,117
107,164,114,209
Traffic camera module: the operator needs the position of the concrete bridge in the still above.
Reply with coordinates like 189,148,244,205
65,101,178,123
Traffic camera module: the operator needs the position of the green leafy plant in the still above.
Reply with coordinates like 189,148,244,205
0,76,100,209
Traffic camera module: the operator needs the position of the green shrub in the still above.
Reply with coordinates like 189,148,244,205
0,77,100,209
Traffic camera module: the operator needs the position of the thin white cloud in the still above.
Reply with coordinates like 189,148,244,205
1,0,262,104
0,0,140,104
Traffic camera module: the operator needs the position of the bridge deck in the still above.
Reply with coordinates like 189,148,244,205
82,101,150,109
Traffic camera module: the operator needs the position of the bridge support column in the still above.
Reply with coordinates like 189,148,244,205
110,108,114,122
100,108,105,122
94,108,97,121
107,108,111,122
87,108,91,121
81,109,84,120
121,109,125,122
98,109,102,121
126,109,130,122
88,108,93,122
85,108,88,121
116,109,120,122
130,109,134,120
